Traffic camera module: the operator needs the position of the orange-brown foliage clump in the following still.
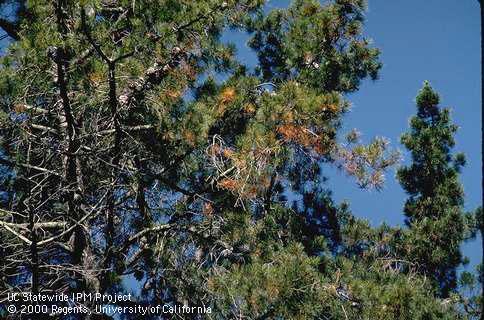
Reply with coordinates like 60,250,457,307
220,87,236,104
318,103,339,113
277,124,328,155
218,178,237,190
277,124,300,141
202,202,214,216
222,148,234,158
183,129,196,146
88,72,103,87
166,89,181,99
215,87,237,116
14,104,26,113
243,103,256,114
209,144,222,156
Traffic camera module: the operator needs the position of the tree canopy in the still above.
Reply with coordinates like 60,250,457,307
0,1,481,319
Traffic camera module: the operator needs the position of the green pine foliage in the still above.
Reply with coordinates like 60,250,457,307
205,206,466,319
397,82,467,296
0,1,480,319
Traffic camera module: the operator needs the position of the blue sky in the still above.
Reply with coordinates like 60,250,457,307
332,0,482,269
224,0,482,268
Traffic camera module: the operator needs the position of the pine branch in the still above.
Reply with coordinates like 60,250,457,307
0,157,63,177
118,47,185,108
0,221,32,244
36,189,109,246
0,221,66,230
119,224,175,255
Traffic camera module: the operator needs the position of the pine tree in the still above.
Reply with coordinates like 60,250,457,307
0,0,264,310
0,1,476,319
397,81,467,296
